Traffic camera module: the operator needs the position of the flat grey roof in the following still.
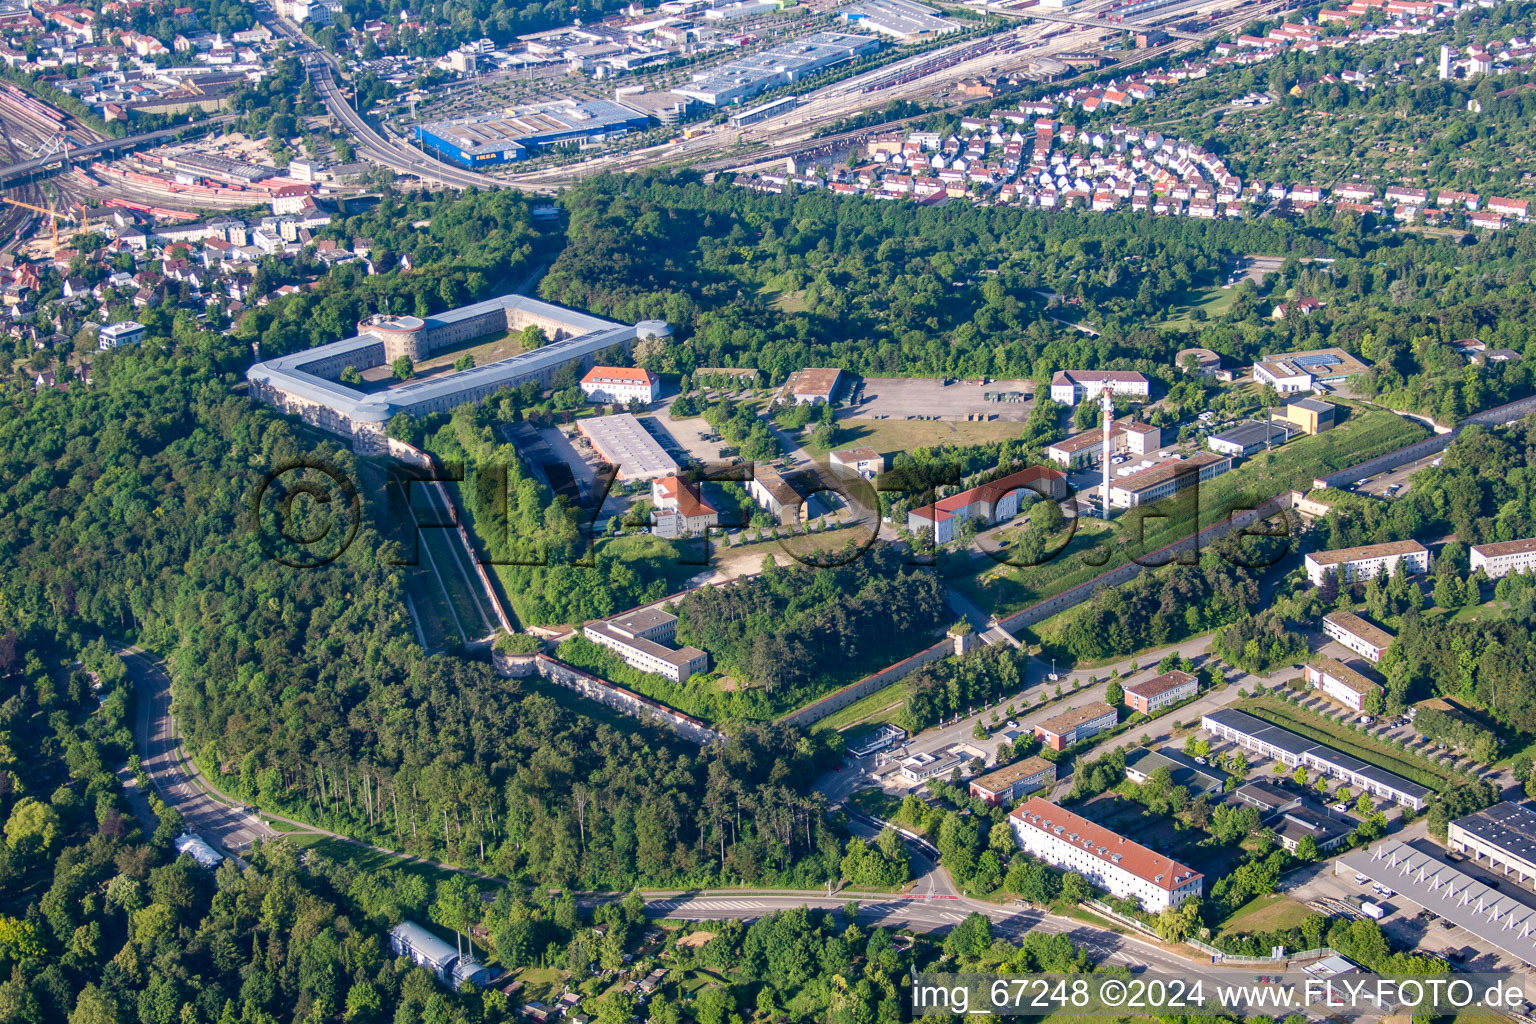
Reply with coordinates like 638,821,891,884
1203,708,1432,802
1273,805,1350,847
1211,420,1291,449
1124,745,1230,791
1452,802,1536,865
1341,841,1536,968
577,414,678,479
247,293,653,424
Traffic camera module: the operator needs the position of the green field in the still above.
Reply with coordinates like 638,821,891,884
810,416,1029,456
1216,893,1314,938
1244,695,1458,791
281,833,472,891
1155,283,1241,329
807,679,911,733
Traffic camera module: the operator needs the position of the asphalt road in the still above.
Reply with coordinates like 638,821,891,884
124,645,275,856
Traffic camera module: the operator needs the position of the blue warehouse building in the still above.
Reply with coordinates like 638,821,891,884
414,99,650,168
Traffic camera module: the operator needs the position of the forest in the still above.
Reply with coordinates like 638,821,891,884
673,548,950,716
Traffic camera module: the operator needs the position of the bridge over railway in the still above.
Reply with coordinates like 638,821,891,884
0,116,234,188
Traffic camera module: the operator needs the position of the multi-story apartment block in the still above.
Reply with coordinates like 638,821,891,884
1122,670,1198,715
1322,611,1394,662
1304,540,1430,586
1034,702,1117,751
1470,538,1536,579
1010,797,1203,911
1306,657,1383,713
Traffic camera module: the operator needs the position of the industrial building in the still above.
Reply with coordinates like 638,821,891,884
845,723,906,757
1304,540,1430,586
1201,708,1429,810
390,922,493,989
900,748,967,782
907,465,1066,544
1048,369,1151,405
1206,420,1293,457
788,366,845,405
1271,396,1337,435
1252,347,1370,394
1034,701,1117,751
1121,669,1197,715
1123,746,1228,794
1108,452,1231,509
414,99,650,167
728,94,797,127
840,0,960,40
1471,538,1536,579
1010,797,1203,911
1448,802,1536,889
1306,657,1383,712
1271,805,1351,854
579,365,661,405
1322,610,1395,662
969,756,1057,806
583,607,708,682
674,31,881,106
577,414,679,482
247,294,670,452
748,465,812,524
1340,841,1536,969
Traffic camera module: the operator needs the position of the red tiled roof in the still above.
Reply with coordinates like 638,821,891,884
910,465,1064,523
656,476,715,519
581,365,658,386
1011,796,1202,891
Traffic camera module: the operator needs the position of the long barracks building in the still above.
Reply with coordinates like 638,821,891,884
1202,708,1429,810
1010,797,1203,911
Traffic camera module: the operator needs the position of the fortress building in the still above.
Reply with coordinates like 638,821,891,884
246,293,670,451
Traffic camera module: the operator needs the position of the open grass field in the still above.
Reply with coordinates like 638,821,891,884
812,416,1026,456
404,569,461,647
1243,694,1458,791
808,679,909,733
1216,893,1315,939
412,328,528,374
1154,283,1241,329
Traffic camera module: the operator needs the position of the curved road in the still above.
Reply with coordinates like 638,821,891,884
124,646,1212,972
125,645,276,855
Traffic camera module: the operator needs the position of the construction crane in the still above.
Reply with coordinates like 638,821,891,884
2,196,75,251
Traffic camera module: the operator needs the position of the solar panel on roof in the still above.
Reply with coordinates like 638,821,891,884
1292,353,1342,369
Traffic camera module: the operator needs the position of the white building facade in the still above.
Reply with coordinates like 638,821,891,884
1010,797,1203,911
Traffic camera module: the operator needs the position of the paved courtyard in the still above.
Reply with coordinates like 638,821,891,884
841,377,1037,423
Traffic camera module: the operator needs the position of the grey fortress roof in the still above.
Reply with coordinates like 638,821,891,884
247,293,668,425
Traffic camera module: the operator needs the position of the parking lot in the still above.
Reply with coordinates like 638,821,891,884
839,377,1038,423
1285,834,1533,974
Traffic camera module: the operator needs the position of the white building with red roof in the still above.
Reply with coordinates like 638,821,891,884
906,465,1065,545
1010,797,1203,911
1048,369,1150,406
651,476,718,537
580,365,661,405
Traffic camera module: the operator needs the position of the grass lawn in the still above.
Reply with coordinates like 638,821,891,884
807,679,910,733
1216,893,1314,938
412,329,528,374
812,417,1026,456
510,966,567,1004
1243,694,1457,791
846,786,900,820
405,569,460,647
1155,283,1240,329
281,834,471,890
950,517,1121,621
